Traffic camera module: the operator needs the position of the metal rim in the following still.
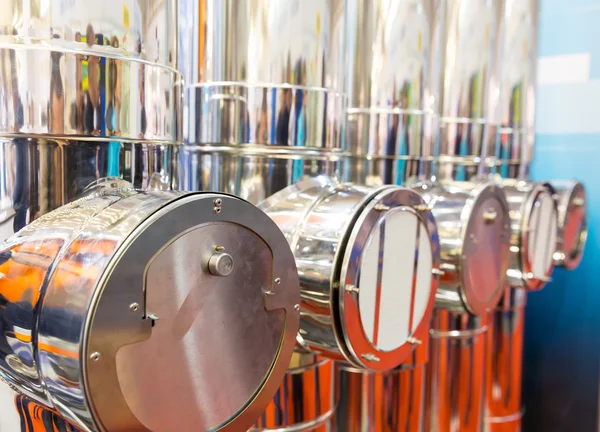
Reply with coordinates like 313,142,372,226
336,187,440,371
458,182,511,315
556,181,587,270
520,183,558,290
82,193,300,432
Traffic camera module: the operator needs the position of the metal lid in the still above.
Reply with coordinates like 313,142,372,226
83,193,300,432
338,187,439,370
460,184,511,314
520,184,558,290
552,181,587,270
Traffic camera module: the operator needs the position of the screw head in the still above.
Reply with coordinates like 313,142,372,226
294,304,300,311
129,303,139,312
90,352,101,362
214,198,223,206
275,278,281,285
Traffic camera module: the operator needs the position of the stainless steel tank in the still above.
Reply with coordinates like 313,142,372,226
177,0,346,203
0,1,303,431
484,1,564,431
334,0,512,431
177,2,446,431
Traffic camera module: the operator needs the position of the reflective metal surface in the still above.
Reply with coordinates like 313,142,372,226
342,0,441,186
501,180,558,291
496,0,539,180
413,181,511,315
335,346,428,432
436,0,505,180
251,354,335,432
259,177,440,371
484,288,526,432
178,0,346,202
424,310,488,432
0,0,180,143
551,180,587,270
0,190,301,431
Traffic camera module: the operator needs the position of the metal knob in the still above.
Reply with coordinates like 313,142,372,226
208,252,234,277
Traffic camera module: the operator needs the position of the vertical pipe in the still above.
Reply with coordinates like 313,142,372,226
487,3,543,432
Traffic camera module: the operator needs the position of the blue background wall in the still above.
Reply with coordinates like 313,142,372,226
524,1,600,430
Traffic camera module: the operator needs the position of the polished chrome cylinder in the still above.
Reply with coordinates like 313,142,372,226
424,310,488,432
342,0,441,186
551,180,588,270
414,181,511,315
335,344,428,431
0,0,182,237
484,288,526,432
496,0,539,180
259,177,440,371
502,180,558,291
436,0,505,181
251,354,336,431
0,190,301,431
177,0,346,203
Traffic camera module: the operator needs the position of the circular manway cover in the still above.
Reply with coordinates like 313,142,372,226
339,187,438,371
525,187,558,287
85,194,300,432
461,184,511,315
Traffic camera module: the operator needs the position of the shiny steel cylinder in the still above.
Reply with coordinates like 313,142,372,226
177,0,346,203
424,310,488,432
251,354,336,431
484,288,526,432
436,0,504,181
496,0,538,180
341,0,441,186
551,180,588,270
0,0,182,237
0,190,301,431
335,344,428,432
259,177,440,371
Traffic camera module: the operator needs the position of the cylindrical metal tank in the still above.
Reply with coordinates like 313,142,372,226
177,0,346,203
0,1,304,431
0,189,301,431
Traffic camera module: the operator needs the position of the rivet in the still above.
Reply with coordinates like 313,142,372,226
129,303,139,312
294,304,300,311
275,278,281,285
90,352,101,362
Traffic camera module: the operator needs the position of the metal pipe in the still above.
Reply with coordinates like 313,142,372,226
342,0,440,186
436,0,505,182
177,0,346,203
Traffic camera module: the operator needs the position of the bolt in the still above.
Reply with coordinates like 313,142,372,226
573,197,585,208
414,204,430,212
275,278,281,285
345,285,360,294
483,208,498,223
129,303,139,313
214,245,225,252
294,304,300,311
90,352,101,362
374,204,391,211
407,337,423,345
361,353,381,362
